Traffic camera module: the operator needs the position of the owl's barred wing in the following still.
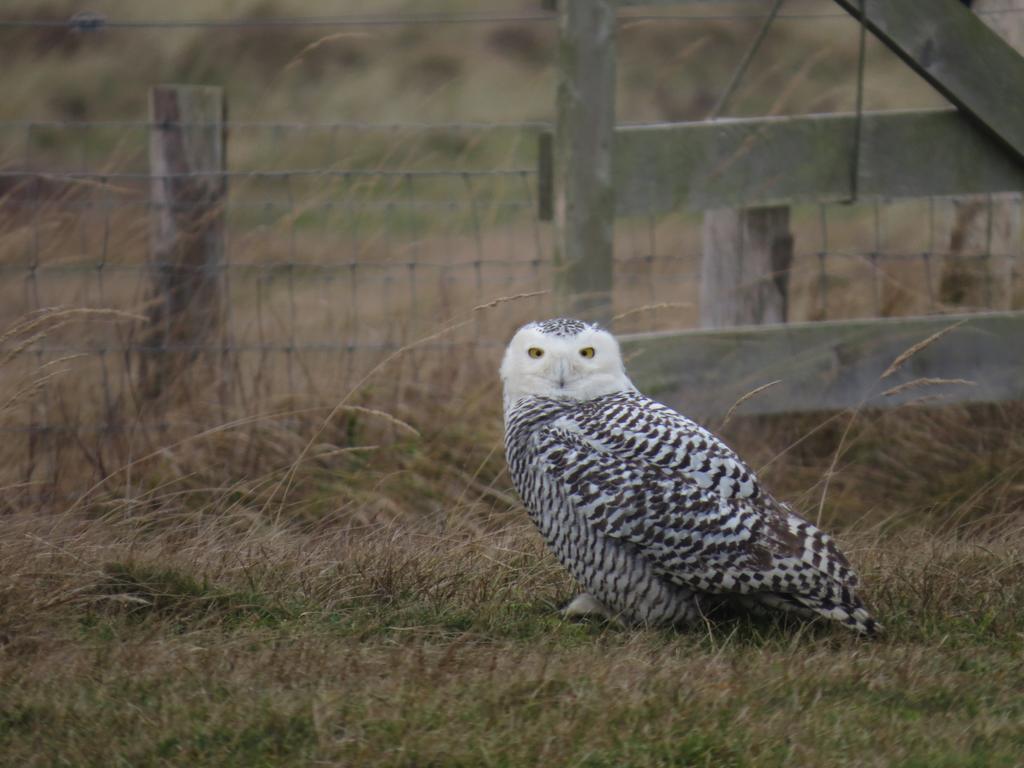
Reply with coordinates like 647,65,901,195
534,402,868,623
551,392,761,500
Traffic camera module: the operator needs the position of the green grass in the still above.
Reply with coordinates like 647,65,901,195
4,514,1024,767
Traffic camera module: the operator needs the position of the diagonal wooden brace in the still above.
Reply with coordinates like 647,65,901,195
831,0,1024,163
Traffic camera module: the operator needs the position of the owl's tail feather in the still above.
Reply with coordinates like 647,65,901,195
798,592,883,636
746,591,881,636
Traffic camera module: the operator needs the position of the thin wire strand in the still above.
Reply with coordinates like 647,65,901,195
0,119,552,131
818,204,829,319
708,0,785,120
2,4,1021,30
0,168,534,180
848,0,868,202
0,8,883,31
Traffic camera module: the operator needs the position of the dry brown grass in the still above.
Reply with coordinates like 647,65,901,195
2,293,1023,766
2,293,1024,766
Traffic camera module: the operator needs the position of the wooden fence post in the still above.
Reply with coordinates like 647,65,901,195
700,207,793,328
140,84,227,398
940,0,1022,311
553,0,616,325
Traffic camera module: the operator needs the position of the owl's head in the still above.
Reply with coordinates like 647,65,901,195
500,318,634,405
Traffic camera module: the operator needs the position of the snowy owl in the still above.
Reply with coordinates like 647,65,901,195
501,317,879,635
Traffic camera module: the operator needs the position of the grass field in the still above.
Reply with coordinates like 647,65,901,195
3,308,1024,765
4,508,1024,767
3,1,1024,766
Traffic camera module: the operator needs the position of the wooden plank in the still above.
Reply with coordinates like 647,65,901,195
620,311,1024,421
553,0,617,323
831,0,1024,163
590,109,1024,216
537,131,553,221
140,84,226,399
700,207,792,327
698,0,790,336
978,0,1024,50
939,1,1024,313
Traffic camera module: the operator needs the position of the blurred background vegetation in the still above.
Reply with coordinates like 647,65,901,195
0,0,1018,533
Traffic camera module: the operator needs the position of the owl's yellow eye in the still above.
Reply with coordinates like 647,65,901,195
579,347,596,359
527,347,544,359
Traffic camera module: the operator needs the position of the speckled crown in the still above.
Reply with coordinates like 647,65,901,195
530,318,598,337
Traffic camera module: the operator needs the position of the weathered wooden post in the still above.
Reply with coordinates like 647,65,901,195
140,84,227,398
700,207,793,328
699,0,793,329
940,0,1022,311
552,0,616,325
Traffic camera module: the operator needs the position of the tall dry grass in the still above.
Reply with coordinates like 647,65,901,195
4,0,1017,511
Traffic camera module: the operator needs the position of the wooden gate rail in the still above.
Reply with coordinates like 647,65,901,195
542,0,1024,416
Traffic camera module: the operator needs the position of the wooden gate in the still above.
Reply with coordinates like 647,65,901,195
539,0,1024,418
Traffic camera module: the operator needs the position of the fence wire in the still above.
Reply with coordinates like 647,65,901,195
3,4,1024,31
2,2,1023,505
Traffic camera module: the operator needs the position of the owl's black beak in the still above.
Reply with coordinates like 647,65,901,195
553,358,571,389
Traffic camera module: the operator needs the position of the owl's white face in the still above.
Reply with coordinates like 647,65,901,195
500,318,635,406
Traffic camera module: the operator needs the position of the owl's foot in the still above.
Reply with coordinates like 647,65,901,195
561,592,613,621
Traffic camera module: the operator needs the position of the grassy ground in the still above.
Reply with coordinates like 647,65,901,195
3,511,1024,767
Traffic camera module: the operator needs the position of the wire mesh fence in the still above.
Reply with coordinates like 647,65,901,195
2,1,1022,505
